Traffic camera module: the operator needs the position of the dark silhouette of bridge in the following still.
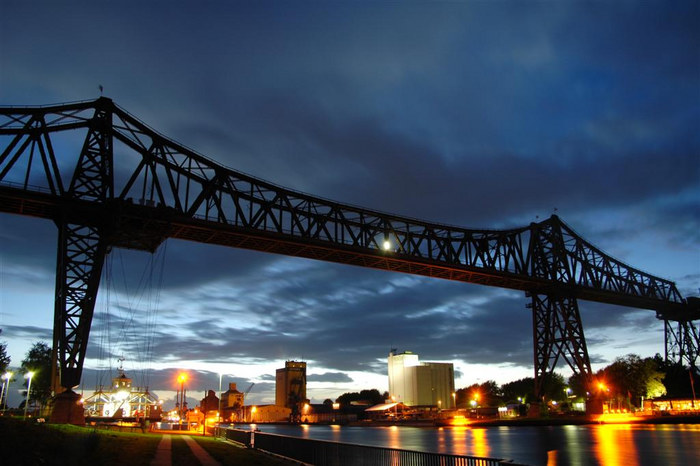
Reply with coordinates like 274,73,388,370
1,98,698,417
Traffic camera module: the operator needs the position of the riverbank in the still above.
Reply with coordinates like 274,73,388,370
342,413,700,428
465,414,700,427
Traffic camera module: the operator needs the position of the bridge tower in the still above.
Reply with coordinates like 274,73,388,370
527,218,595,414
50,99,114,423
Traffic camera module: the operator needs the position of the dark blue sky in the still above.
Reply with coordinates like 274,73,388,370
1,1,698,407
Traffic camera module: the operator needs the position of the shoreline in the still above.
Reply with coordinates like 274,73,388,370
231,413,700,429
348,414,700,428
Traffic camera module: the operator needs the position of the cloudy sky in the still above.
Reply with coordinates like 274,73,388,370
1,1,698,410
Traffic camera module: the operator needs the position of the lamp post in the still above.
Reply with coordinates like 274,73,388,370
178,373,187,427
218,373,223,425
23,371,34,419
0,372,11,412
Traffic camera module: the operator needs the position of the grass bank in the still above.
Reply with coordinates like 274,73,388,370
0,418,291,465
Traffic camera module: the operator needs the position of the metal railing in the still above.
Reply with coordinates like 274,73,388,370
219,427,528,466
218,427,252,446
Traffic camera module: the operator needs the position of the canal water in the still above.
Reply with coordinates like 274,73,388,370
248,423,700,466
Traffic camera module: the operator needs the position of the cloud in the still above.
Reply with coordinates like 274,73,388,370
308,372,353,383
0,325,52,343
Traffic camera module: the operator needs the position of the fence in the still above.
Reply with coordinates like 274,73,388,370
218,427,528,466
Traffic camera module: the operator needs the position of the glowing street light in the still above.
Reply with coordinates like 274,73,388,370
218,372,223,425
23,371,34,419
1,372,12,412
177,372,187,427
452,392,456,409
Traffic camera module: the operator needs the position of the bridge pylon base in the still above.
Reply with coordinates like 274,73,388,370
527,402,542,418
586,396,605,415
49,390,85,426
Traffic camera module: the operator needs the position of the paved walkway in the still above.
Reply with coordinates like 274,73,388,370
150,434,221,466
183,435,221,466
151,434,172,466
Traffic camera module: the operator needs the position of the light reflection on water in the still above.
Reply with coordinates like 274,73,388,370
593,424,638,466
253,423,700,465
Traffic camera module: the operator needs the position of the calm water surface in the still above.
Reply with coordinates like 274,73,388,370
249,423,700,466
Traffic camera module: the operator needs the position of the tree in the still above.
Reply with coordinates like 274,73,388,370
567,372,588,399
457,380,501,407
652,353,699,399
20,341,53,411
0,334,10,375
596,354,667,408
0,331,10,410
501,377,535,404
542,372,567,402
336,389,384,406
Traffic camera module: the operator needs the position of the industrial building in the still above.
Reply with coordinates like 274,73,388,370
387,350,455,408
275,360,307,409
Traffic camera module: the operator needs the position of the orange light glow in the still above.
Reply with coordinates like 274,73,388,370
593,424,639,466
450,415,470,426
593,412,641,424
471,427,489,459
178,373,187,383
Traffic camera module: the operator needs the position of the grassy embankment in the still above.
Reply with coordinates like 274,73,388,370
0,418,291,466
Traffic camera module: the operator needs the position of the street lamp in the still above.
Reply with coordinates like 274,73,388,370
23,371,34,419
178,373,187,427
1,372,12,412
452,392,456,409
218,373,223,425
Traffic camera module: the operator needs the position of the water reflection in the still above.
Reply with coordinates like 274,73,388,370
593,424,639,466
471,427,489,459
387,425,401,450
253,423,700,465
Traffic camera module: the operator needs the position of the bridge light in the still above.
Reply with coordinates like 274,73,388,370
383,240,392,251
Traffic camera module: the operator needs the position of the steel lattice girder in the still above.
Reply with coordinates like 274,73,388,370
1,98,698,394
0,99,692,316
530,294,593,399
665,320,700,369
53,221,109,389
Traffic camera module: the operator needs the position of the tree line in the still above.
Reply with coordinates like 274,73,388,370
2,338,698,413
455,354,698,411
331,354,698,412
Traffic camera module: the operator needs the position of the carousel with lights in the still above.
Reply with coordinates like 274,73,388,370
82,363,163,421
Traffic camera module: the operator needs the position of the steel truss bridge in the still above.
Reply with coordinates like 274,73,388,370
1,98,698,403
